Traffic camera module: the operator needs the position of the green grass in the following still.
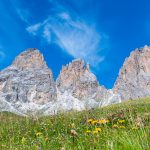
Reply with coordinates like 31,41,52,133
0,98,150,150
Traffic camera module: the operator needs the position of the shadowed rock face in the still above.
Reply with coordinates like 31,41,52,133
113,45,150,100
0,48,57,106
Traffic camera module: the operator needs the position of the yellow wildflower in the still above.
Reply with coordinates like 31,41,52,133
71,123,75,128
118,120,125,123
112,124,118,128
91,120,98,125
98,119,109,124
95,128,102,132
93,130,99,134
87,119,93,123
119,126,125,129
85,130,91,133
36,132,42,136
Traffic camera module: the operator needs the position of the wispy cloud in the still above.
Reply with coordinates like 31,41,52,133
26,23,42,35
26,1,108,67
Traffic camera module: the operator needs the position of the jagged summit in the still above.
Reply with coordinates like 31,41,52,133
0,48,56,110
13,48,47,70
113,45,150,100
57,58,98,99
1,45,150,115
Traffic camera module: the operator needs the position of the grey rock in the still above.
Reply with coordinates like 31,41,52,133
56,59,99,100
113,45,150,100
0,48,57,111
3,45,150,116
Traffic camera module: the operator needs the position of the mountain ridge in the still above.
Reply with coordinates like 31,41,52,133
0,46,150,115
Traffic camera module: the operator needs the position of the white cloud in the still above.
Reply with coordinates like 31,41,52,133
26,3,108,67
26,23,42,35
16,8,29,23
58,12,71,21
43,25,51,43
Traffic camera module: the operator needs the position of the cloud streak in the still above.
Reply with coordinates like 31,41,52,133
26,1,108,67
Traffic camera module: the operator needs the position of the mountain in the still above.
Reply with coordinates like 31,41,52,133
113,45,150,101
0,46,150,115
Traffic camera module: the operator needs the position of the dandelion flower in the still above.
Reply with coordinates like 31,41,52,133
112,124,118,128
87,119,93,123
118,120,125,123
98,119,109,124
119,126,125,129
85,130,91,133
36,132,42,136
91,120,98,125
71,123,75,128
92,130,99,134
95,128,102,132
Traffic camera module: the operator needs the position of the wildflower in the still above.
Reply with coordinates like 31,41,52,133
21,137,25,144
36,132,42,136
119,113,125,118
98,119,109,124
95,128,102,132
118,120,125,123
70,129,77,136
91,120,98,125
119,126,125,129
85,130,91,133
92,130,99,134
71,123,75,128
112,124,118,128
87,119,93,123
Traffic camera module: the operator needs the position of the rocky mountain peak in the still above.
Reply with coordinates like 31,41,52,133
142,45,150,52
57,59,98,99
1,46,150,115
113,45,150,100
13,48,47,70
0,48,56,109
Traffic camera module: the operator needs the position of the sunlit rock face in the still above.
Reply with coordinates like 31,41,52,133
57,59,99,100
2,46,150,116
114,45,150,100
0,48,57,110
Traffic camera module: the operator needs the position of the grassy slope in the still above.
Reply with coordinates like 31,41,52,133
0,98,150,150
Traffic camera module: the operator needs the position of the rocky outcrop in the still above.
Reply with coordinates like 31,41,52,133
113,45,150,100
0,48,56,114
1,45,150,116
57,59,99,100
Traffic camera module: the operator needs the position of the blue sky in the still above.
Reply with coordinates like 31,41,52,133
0,0,150,88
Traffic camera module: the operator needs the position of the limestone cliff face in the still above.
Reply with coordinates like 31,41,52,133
113,45,150,100
2,45,150,116
56,59,99,100
0,48,56,107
